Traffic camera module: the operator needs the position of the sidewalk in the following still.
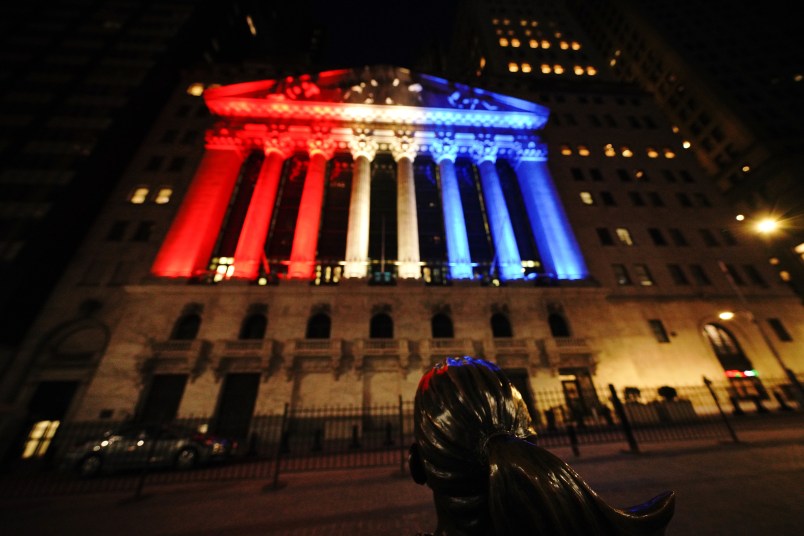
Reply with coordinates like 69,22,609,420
2,419,802,535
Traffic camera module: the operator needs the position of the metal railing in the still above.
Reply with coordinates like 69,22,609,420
1,376,799,498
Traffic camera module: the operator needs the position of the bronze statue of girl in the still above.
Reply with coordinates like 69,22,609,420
409,356,675,535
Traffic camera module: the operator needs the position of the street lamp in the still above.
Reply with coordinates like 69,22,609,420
716,260,804,403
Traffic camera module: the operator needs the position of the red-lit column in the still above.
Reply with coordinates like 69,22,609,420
287,138,335,279
151,147,245,278
231,143,290,280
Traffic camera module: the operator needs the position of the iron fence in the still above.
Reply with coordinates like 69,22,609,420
0,376,800,498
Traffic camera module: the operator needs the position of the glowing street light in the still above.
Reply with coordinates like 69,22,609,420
755,218,779,234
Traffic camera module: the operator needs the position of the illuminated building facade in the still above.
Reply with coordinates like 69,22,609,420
1,0,801,458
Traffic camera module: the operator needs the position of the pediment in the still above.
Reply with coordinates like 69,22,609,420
203,65,549,130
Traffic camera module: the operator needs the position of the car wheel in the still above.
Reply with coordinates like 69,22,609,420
77,455,102,478
174,447,198,470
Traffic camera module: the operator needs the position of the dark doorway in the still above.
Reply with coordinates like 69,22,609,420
431,313,454,338
491,313,513,338
171,314,200,340
370,313,394,338
138,374,188,424
214,373,260,442
548,313,571,337
306,313,331,339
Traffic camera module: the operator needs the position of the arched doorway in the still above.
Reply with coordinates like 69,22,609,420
703,323,766,400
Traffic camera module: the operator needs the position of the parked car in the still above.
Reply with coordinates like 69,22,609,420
62,423,238,478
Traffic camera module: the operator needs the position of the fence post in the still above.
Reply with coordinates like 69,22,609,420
268,403,290,490
566,424,580,457
608,384,640,453
398,396,406,475
703,377,739,443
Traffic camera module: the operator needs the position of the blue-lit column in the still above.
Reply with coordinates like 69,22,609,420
343,132,379,278
431,137,473,279
515,140,588,279
473,138,523,281
391,134,421,279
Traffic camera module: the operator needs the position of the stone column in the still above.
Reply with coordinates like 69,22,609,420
151,146,245,278
288,137,336,279
431,136,473,280
391,134,421,279
343,132,379,278
473,137,523,281
515,139,588,279
231,137,292,280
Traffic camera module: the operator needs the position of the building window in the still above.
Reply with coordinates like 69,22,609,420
648,319,670,343
129,187,149,204
767,318,793,342
724,263,745,285
600,191,616,206
239,314,267,340
676,193,692,207
431,313,454,338
617,169,631,182
144,156,163,171
306,313,331,339
580,191,595,205
548,313,571,337
634,264,655,286
648,228,667,246
491,313,513,338
168,157,186,172
628,192,645,206
171,314,200,340
130,221,154,242
154,187,173,204
106,220,128,241
743,265,767,286
570,167,584,180
694,193,711,207
699,229,719,246
647,192,664,206
615,228,634,245
596,228,614,245
589,169,604,182
613,264,631,285
370,313,394,339
667,264,689,285
689,264,711,285
719,228,737,245
668,228,688,246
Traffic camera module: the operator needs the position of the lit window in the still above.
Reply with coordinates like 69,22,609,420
580,192,595,205
604,144,616,157
531,21,538,27
508,62,519,72
586,66,597,76
671,125,680,133
779,270,791,282
529,39,539,48
541,64,551,74
524,29,531,36
560,41,569,50
21,421,60,459
511,38,521,47
479,57,486,69
520,19,528,26
577,145,590,156
613,264,631,285
646,147,659,158
795,243,804,255
741,164,751,173
560,145,572,156
499,37,509,47
769,257,780,265
210,257,235,282
554,64,564,74
682,140,691,149
554,32,562,38
610,59,617,67
664,148,676,158
186,83,204,96
246,15,257,36
521,63,532,73
154,188,173,204
492,18,499,25
571,41,581,50
616,228,634,245
634,264,655,286
574,65,585,75
541,40,550,48
129,187,149,204
634,170,645,180
503,18,510,25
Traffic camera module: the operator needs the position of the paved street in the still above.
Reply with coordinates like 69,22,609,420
2,417,802,535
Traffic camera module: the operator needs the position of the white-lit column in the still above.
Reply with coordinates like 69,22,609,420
343,133,379,278
391,135,420,279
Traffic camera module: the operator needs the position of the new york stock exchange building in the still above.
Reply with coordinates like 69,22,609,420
5,65,801,449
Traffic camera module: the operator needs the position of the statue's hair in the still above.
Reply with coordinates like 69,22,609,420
413,356,674,536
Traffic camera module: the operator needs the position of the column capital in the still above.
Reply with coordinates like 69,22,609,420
308,136,337,160
429,133,459,163
348,131,379,161
469,134,498,163
263,129,295,158
389,132,419,162
514,136,548,162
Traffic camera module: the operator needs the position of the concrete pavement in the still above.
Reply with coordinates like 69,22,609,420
2,417,802,535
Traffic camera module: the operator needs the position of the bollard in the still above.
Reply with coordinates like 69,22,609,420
566,424,580,457
545,408,557,431
311,429,322,452
349,424,361,449
384,421,394,446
